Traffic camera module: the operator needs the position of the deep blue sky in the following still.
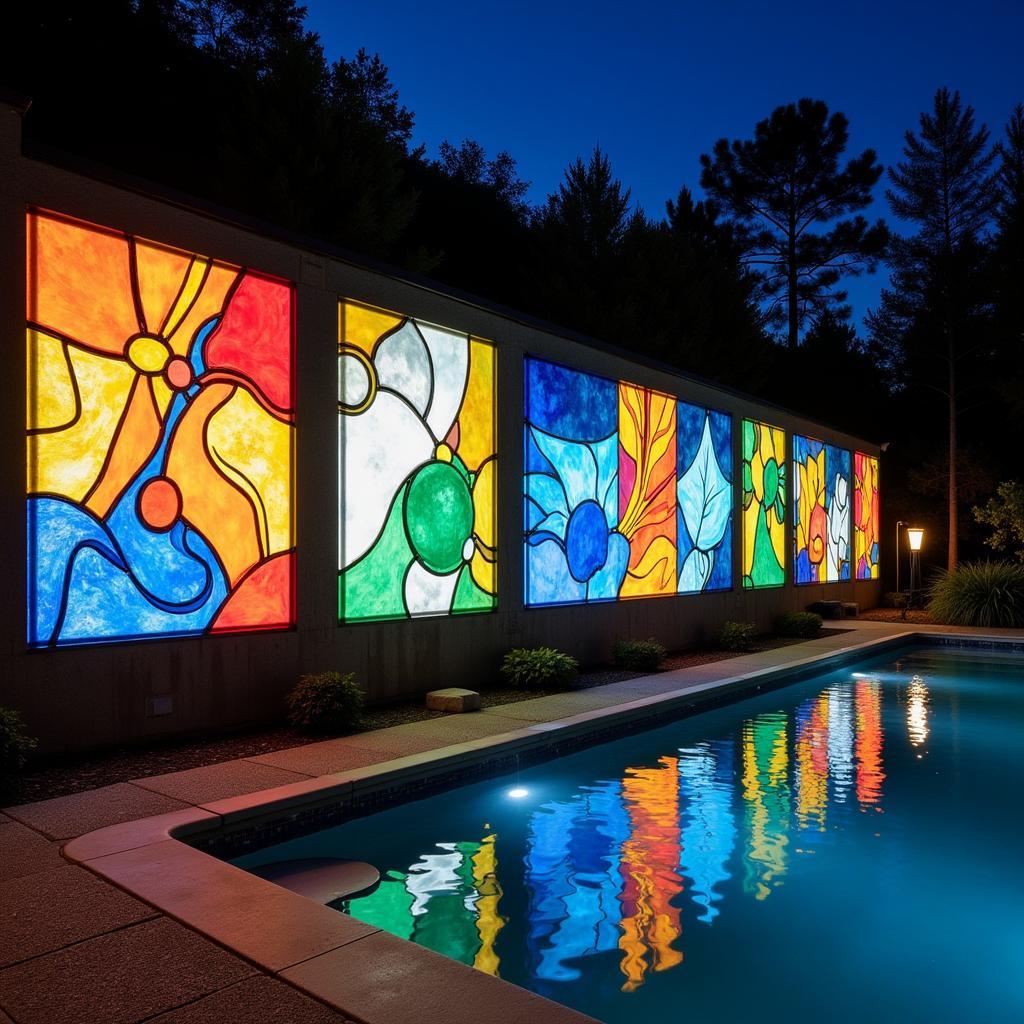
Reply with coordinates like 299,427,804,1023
306,0,1023,334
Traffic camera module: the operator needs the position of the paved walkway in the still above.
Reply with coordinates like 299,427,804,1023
1,618,1018,1023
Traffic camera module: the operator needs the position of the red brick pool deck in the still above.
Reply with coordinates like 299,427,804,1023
2,619,1020,1023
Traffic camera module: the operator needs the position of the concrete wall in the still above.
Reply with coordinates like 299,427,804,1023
0,100,881,753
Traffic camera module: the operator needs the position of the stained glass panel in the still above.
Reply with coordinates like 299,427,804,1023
854,452,880,580
338,301,496,621
677,401,733,593
793,435,851,584
26,210,296,647
524,358,733,605
741,419,786,588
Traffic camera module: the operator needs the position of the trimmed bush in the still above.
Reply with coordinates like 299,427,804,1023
928,561,1024,628
0,707,37,771
778,611,823,638
287,672,363,733
501,647,578,690
613,638,666,671
713,621,757,652
882,591,910,609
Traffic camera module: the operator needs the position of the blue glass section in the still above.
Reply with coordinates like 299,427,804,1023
565,500,608,582
677,401,733,593
525,357,616,440
526,537,586,605
27,494,227,647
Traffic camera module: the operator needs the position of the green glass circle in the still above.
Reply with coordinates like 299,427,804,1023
404,461,474,574
762,457,779,507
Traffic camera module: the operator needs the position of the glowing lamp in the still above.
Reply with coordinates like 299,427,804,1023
907,528,924,552
507,787,529,799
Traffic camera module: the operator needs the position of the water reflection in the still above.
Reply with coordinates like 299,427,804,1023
906,675,930,748
741,713,790,899
342,832,504,975
618,757,684,990
345,672,927,992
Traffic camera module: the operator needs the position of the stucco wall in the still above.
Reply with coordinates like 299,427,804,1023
0,100,881,753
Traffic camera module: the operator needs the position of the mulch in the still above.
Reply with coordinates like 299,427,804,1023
858,608,936,624
1,629,851,807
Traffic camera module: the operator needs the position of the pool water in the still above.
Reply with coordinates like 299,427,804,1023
234,646,1024,1022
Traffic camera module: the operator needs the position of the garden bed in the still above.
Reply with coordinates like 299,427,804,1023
1,630,851,805
858,608,937,624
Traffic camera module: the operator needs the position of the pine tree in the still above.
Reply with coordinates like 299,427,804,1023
992,105,1024,430
869,88,998,569
700,98,888,348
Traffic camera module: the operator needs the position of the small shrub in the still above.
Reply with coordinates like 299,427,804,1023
928,561,1024,628
778,611,824,638
882,591,910,610
287,672,363,733
613,638,666,671
713,621,757,652
501,647,578,690
0,708,37,771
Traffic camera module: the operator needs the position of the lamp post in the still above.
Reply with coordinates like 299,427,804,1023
907,527,924,607
896,520,905,594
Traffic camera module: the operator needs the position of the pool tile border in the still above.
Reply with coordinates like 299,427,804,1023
60,627,1023,1024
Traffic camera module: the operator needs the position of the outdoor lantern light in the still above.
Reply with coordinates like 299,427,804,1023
907,527,924,607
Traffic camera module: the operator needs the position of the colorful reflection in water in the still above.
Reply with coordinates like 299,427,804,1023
240,652,1024,1022
342,833,504,974
342,674,901,989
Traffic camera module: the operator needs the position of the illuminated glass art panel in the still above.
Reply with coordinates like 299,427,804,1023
854,452,880,580
618,383,677,597
338,301,496,621
524,359,685,605
524,358,734,605
26,210,296,647
677,401,733,592
741,419,786,588
793,436,851,584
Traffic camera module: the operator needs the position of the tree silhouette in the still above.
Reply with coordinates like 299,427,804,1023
437,139,531,213
869,88,998,569
992,106,1024,431
700,98,888,348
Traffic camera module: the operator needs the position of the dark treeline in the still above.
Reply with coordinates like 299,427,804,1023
4,1,1022,577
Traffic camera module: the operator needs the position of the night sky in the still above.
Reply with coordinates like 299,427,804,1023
307,0,1023,331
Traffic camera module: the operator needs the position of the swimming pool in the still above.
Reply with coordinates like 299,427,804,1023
233,644,1024,1023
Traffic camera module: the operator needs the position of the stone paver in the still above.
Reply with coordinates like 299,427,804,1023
246,739,399,776
89,838,377,972
482,687,656,722
0,820,65,881
0,917,254,1024
0,863,155,968
132,760,309,804
318,714,526,756
2,783,189,840
373,711,529,746
282,930,598,1024
149,975,355,1023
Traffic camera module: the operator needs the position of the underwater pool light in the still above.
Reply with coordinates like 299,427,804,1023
508,787,529,799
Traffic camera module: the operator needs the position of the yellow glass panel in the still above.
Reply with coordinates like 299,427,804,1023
207,387,294,556
456,338,495,471
27,344,136,500
27,329,77,432
340,300,403,355
134,239,192,335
